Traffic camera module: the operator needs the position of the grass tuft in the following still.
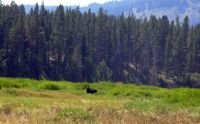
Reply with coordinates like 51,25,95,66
0,103,14,115
58,107,93,121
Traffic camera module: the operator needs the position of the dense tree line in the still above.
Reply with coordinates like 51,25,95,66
0,2,200,87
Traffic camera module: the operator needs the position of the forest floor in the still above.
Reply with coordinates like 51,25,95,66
0,77,199,124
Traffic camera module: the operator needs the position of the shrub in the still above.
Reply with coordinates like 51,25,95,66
75,84,90,90
10,82,22,88
138,91,152,98
126,92,132,96
40,83,61,90
0,82,21,88
5,89,20,96
169,96,180,104
113,91,121,96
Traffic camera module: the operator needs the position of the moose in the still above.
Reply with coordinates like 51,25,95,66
86,87,97,94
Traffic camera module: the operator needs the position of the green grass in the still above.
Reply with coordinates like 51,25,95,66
0,77,199,123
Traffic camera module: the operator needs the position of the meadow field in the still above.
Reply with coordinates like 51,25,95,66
0,77,199,124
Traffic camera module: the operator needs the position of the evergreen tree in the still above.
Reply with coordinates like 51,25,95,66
70,44,83,82
177,16,189,76
96,60,112,81
157,16,169,71
187,27,195,73
0,0,3,74
145,16,157,83
28,3,40,79
16,5,27,77
81,9,96,82
195,26,200,73
51,5,65,80
165,21,175,74
4,1,19,76
95,8,109,62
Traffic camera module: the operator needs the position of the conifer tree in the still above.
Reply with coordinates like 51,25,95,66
51,5,65,80
28,3,40,79
165,21,175,74
96,60,112,81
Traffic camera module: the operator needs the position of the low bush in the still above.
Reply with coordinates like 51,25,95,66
40,83,61,90
113,91,121,96
0,81,22,88
75,83,90,90
138,91,152,98
5,89,20,96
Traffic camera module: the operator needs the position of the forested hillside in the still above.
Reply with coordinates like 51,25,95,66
82,0,200,25
0,1,200,87
23,0,200,25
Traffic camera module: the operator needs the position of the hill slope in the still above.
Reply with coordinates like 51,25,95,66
82,0,200,24
23,0,200,24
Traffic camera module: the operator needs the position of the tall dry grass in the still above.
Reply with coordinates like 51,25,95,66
0,105,199,124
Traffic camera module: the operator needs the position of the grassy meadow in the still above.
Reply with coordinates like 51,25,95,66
0,77,199,124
